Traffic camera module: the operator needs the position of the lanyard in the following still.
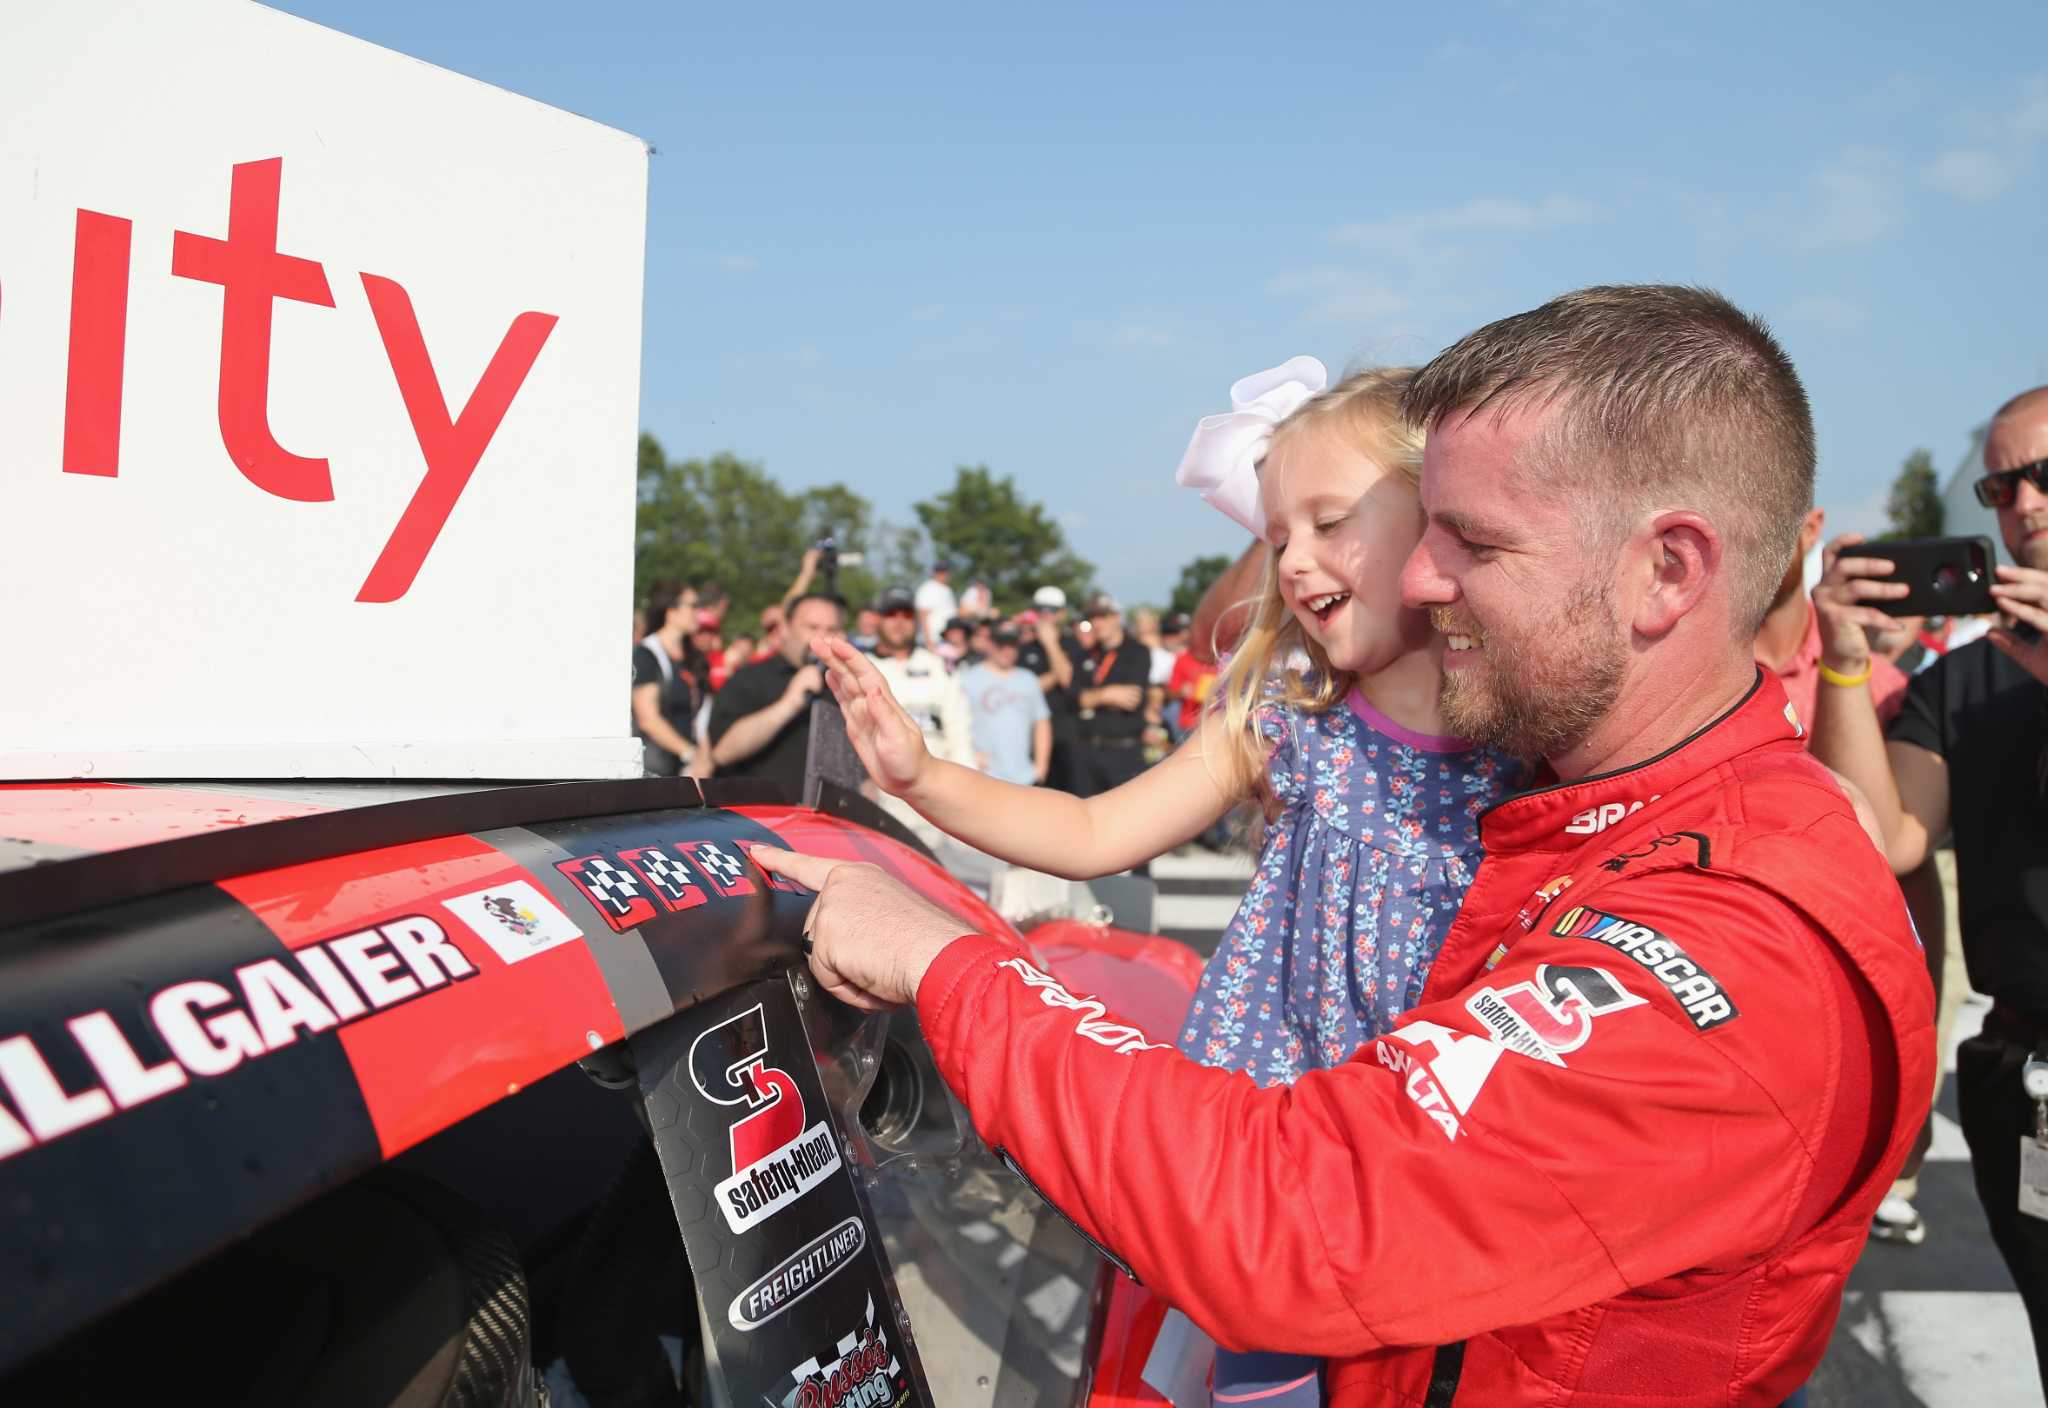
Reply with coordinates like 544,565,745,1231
1093,645,1119,688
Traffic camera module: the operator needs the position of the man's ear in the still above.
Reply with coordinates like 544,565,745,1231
1633,510,1720,639
1797,506,1826,558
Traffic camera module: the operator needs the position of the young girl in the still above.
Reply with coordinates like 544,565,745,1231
816,365,1520,1406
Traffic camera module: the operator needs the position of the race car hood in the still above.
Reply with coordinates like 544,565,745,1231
0,776,1014,1377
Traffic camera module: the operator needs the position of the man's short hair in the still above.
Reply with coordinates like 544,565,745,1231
1402,284,1815,636
786,591,845,622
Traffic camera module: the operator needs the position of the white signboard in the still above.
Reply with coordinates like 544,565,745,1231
0,0,649,778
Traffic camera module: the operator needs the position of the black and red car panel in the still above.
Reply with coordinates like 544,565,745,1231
0,777,1203,1405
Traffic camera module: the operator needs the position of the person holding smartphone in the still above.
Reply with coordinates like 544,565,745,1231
1808,384,2048,1397
1753,506,1912,729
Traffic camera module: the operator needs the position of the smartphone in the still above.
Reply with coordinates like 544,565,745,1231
1854,536,1997,617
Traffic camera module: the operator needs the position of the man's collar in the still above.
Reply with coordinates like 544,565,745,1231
1480,669,1802,852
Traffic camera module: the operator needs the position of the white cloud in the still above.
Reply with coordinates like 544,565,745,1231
2011,74,2048,143
1783,294,1868,334
1110,324,1177,351
1796,154,1899,249
708,253,760,275
1927,148,2013,201
1328,195,1597,255
794,344,821,367
1266,268,1413,326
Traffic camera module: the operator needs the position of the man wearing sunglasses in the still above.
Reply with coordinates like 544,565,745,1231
1809,384,2048,1395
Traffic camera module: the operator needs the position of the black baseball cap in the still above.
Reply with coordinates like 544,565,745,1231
875,585,916,613
1163,612,1192,635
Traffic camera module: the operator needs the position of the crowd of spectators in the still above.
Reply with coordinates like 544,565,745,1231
627,555,1222,830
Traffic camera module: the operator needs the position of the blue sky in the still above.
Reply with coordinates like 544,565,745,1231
280,0,2048,603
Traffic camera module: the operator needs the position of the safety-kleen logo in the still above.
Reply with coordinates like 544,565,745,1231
687,1003,842,1233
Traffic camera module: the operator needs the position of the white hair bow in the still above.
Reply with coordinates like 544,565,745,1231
1174,355,1329,541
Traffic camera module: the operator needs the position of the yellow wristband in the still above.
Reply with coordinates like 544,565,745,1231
1818,661,1873,688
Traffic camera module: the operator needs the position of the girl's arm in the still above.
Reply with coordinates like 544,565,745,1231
817,637,1248,880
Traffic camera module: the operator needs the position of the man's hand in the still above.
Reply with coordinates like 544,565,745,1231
1092,683,1144,711
749,847,971,1009
1812,533,1907,670
814,637,934,796
1991,564,2048,686
781,664,825,709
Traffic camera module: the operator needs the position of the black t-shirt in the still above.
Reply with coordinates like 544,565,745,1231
630,640,706,773
706,655,821,797
1018,634,1082,719
1888,638,2048,1013
1075,637,1152,740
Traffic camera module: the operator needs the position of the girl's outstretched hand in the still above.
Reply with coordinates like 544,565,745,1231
814,636,933,797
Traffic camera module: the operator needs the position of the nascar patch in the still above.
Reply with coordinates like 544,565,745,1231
1550,905,1738,1030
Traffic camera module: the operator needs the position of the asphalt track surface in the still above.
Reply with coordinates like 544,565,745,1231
1150,850,2044,1408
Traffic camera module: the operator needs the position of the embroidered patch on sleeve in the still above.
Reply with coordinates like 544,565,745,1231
1550,905,1739,1031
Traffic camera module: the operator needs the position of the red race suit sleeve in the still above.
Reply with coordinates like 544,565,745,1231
915,870,1842,1356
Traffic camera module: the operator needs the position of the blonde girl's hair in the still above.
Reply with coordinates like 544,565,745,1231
1205,366,1425,797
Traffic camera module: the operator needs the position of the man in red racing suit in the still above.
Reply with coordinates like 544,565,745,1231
759,286,1938,1405
902,671,1932,1405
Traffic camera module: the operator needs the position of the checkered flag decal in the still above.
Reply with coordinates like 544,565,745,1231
620,845,708,911
774,1295,901,1408
555,854,658,933
737,839,809,894
682,840,756,897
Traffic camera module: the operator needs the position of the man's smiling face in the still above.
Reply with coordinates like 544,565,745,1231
1400,400,1630,759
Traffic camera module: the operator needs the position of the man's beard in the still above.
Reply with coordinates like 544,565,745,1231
1434,576,1628,759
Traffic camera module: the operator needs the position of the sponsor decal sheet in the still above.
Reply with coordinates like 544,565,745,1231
630,975,931,1408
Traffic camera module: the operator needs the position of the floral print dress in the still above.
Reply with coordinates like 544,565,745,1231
1178,688,1519,1084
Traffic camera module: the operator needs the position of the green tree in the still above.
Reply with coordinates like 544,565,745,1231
633,434,876,625
870,520,928,591
1882,448,1944,540
796,483,880,609
912,465,1095,610
1168,553,1235,617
